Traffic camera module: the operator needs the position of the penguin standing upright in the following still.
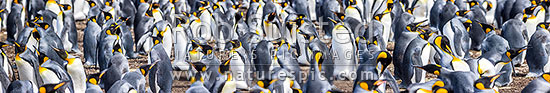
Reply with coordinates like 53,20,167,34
526,23,550,77
331,22,357,80
83,15,101,66
147,43,173,93
13,42,41,92
97,23,122,71
399,33,432,88
172,17,191,71
59,4,80,53
45,0,65,41
64,55,86,93
523,5,546,41
117,17,139,59
501,18,527,66
6,0,25,43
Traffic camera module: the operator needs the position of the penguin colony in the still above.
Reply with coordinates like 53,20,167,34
0,0,548,92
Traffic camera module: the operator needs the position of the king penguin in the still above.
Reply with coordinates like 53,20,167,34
526,22,550,77
147,43,173,93
302,51,339,93
59,4,79,53
399,32,433,88
521,72,550,93
331,21,357,80
13,42,41,92
83,15,102,66
6,0,25,43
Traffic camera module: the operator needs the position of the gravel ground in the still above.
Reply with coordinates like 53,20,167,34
0,21,537,93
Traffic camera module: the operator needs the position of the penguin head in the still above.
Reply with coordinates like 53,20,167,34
112,42,123,53
87,73,101,85
235,11,245,22
198,1,211,11
218,59,231,75
406,20,428,32
118,17,130,23
419,29,435,40
376,51,392,73
481,1,493,11
103,11,114,21
38,52,49,65
478,23,494,34
190,72,205,84
415,64,442,75
468,1,479,8
313,51,324,70
431,80,450,93
415,80,445,93
152,28,165,45
51,46,69,60
105,0,113,6
537,22,550,30
462,19,473,32
531,0,541,5
278,1,289,8
87,16,98,23
432,86,450,93
522,5,545,22
175,17,189,27
39,81,69,93
406,7,417,14
373,12,390,21
455,10,470,17
294,14,308,27
229,40,243,50
106,23,121,36
256,80,273,88
13,42,26,54
474,73,502,90
357,80,386,92
212,2,221,11
386,0,394,12
200,44,213,55
434,36,453,55
139,64,153,76
265,12,277,22
190,62,207,72
190,40,202,53
36,23,51,30
13,0,20,4
345,0,358,7
59,4,72,11
332,12,346,21
86,0,97,7
505,47,527,61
